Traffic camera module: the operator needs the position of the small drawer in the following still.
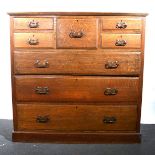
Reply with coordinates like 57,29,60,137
14,17,54,30
14,33,55,48
14,51,141,76
17,104,137,131
102,17,142,30
56,18,97,49
101,34,141,49
15,76,139,103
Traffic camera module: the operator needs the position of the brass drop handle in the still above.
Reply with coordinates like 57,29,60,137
29,20,39,28
36,116,49,123
34,60,49,68
35,86,49,94
116,20,127,29
103,116,117,124
69,31,83,38
105,61,119,69
28,38,39,45
104,88,118,96
115,39,127,46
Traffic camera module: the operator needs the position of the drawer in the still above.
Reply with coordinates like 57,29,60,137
101,34,141,49
17,104,137,131
102,17,142,30
14,33,55,48
15,76,139,102
14,17,54,30
14,51,141,75
56,18,97,49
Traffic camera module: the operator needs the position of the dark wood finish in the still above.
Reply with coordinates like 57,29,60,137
16,104,137,131
56,18,97,49
9,12,147,143
14,51,141,75
15,76,139,102
12,132,141,143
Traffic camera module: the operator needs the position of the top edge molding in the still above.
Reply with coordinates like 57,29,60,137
8,12,148,17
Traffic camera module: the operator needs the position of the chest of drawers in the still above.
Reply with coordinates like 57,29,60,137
9,12,147,143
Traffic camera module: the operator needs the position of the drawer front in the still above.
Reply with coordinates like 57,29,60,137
14,51,141,75
14,17,54,30
56,18,97,49
15,76,139,102
14,33,55,48
101,34,141,49
102,17,142,30
17,104,137,131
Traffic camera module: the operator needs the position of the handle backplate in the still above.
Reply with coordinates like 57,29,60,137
104,88,118,96
36,115,49,123
115,39,127,46
103,116,117,124
35,86,49,94
116,21,127,29
29,20,39,28
28,38,39,45
34,60,49,68
105,61,119,69
69,31,83,38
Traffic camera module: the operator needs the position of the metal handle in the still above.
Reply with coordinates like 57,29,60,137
34,60,49,68
116,20,127,29
103,116,117,124
105,61,119,69
29,20,39,28
115,39,127,46
36,116,49,123
104,88,118,96
35,86,49,94
69,31,83,38
28,38,39,45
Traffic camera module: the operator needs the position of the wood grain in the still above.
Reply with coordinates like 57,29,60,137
14,33,55,48
17,104,137,131
8,12,148,17
14,51,141,75
101,34,141,49
56,18,97,49
12,131,141,143
14,17,54,30
102,17,142,30
9,13,147,143
14,76,139,102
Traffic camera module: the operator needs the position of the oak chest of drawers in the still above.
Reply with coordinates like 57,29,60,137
9,12,147,143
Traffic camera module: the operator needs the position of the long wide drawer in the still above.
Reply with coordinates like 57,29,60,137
17,104,137,131
14,51,141,75
15,76,139,102
14,33,55,48
101,34,141,49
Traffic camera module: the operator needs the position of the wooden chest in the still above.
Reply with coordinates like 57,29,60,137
9,12,147,143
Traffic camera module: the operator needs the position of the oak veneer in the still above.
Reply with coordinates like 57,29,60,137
14,51,141,75
15,76,139,103
17,104,137,131
14,33,55,48
9,12,147,143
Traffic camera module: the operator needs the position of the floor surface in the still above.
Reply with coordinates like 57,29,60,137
0,119,155,155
